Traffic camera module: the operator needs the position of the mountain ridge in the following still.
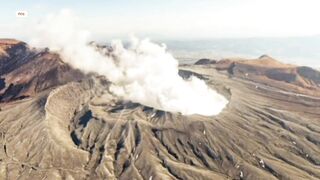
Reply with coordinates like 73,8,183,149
0,39,319,179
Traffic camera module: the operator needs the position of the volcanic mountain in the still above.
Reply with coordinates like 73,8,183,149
0,39,320,180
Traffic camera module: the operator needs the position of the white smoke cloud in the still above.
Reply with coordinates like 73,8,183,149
29,9,228,116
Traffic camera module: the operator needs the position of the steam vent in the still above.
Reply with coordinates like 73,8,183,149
0,39,320,179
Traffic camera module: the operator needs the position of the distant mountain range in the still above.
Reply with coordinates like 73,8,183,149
163,36,320,68
1,39,320,179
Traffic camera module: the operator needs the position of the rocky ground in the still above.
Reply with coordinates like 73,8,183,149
0,39,320,180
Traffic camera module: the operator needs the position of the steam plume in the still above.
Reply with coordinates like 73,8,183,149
29,10,228,116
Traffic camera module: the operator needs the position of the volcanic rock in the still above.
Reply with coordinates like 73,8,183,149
0,39,85,102
194,59,217,65
0,40,319,180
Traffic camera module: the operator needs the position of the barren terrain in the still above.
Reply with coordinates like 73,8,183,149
0,39,320,180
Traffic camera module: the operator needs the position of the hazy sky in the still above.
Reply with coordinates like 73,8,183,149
1,0,320,40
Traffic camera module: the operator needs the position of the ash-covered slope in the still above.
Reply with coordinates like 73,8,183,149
212,55,320,96
0,40,320,180
0,39,84,102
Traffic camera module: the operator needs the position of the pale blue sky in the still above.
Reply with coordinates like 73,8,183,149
1,0,320,67
1,0,320,40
